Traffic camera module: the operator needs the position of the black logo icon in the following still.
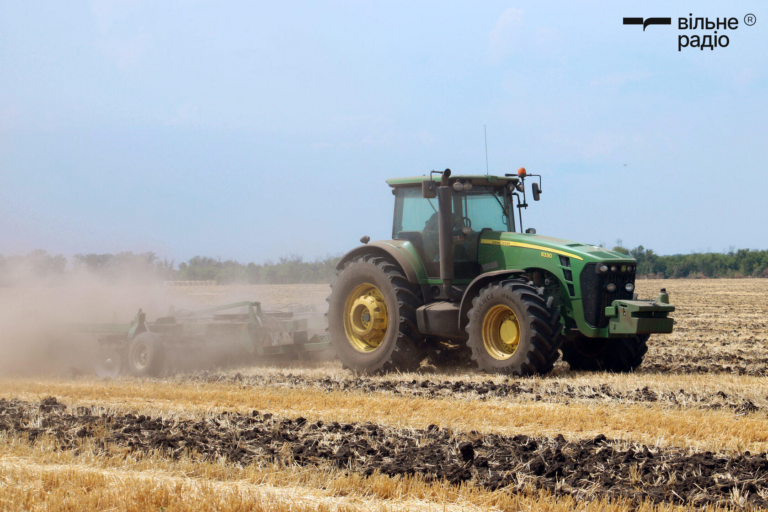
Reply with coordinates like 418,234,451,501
623,17,672,30
745,14,756,26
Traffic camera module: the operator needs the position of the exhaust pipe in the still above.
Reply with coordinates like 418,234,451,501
437,169,460,301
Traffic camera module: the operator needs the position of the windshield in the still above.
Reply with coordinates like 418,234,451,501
392,185,513,278
393,186,512,236
458,188,511,232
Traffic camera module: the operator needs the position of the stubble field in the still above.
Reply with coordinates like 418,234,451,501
2,279,768,511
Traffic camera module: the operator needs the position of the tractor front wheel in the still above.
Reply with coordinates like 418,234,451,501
465,280,562,376
327,255,424,373
561,334,648,372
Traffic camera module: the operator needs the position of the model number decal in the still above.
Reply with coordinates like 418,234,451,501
540,252,553,259
478,240,584,260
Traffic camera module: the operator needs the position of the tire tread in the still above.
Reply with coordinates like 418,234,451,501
465,279,563,376
326,255,424,373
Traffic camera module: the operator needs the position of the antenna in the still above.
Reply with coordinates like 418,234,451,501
484,125,489,176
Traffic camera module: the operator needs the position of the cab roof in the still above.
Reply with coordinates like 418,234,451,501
386,174,519,188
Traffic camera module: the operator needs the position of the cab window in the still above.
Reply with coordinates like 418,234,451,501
393,187,441,234
392,185,511,278
458,189,510,233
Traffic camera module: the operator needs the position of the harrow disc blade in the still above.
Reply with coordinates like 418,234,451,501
94,348,123,379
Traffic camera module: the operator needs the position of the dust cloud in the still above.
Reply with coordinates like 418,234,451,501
0,263,331,377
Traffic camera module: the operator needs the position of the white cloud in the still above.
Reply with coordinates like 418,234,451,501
590,71,652,87
0,105,23,131
734,68,757,87
488,8,524,63
90,0,151,73
360,130,437,149
90,0,121,36
488,9,563,63
582,132,646,160
165,104,200,127
531,26,563,54
582,132,624,158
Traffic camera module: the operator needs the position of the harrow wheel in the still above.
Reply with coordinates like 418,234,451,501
466,279,563,376
127,332,167,377
327,255,424,373
94,347,124,379
561,334,648,372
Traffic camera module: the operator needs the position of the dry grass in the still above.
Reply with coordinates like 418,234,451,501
193,362,768,410
2,376,768,454
635,279,768,373
2,278,768,510
0,434,738,512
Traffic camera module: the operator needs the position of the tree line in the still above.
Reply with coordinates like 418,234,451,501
1,245,767,286
611,244,768,279
0,251,340,285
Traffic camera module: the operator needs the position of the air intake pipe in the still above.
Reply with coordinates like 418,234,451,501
437,169,460,301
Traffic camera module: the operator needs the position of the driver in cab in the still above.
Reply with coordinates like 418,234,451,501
422,211,472,263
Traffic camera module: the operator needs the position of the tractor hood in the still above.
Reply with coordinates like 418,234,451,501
480,232,636,264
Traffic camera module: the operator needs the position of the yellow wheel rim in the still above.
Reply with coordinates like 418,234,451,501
482,305,521,360
343,283,389,353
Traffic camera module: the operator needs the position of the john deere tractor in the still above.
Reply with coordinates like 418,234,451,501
327,169,674,375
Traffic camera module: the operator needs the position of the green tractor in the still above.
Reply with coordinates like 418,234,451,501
327,169,674,375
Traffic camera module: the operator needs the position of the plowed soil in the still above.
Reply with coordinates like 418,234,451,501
186,371,767,413
3,396,768,508
2,278,768,510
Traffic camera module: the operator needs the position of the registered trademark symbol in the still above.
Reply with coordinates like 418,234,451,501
744,14,756,26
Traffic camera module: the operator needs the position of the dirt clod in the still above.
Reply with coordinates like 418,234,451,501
458,442,474,462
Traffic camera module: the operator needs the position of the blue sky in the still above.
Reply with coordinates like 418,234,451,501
1,1,766,263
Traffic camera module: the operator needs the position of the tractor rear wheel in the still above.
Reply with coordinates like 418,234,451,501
127,332,167,377
327,255,424,373
465,280,562,376
561,334,648,372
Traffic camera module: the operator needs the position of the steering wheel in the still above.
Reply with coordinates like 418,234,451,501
461,217,472,229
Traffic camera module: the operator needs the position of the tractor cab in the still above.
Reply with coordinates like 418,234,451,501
388,171,535,280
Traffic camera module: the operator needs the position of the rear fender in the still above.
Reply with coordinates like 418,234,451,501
336,241,423,284
458,269,526,330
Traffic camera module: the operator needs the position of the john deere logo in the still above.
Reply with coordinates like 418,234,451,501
623,17,672,30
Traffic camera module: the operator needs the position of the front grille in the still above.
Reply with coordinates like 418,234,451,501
580,263,635,328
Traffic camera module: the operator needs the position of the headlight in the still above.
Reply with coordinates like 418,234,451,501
605,283,617,292
599,264,609,273
610,265,618,272
452,181,464,192
461,226,472,235
463,182,472,191
625,283,635,292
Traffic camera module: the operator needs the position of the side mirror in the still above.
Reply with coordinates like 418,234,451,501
422,180,437,198
532,183,541,201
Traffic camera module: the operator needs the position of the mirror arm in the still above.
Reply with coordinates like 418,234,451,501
512,192,524,233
